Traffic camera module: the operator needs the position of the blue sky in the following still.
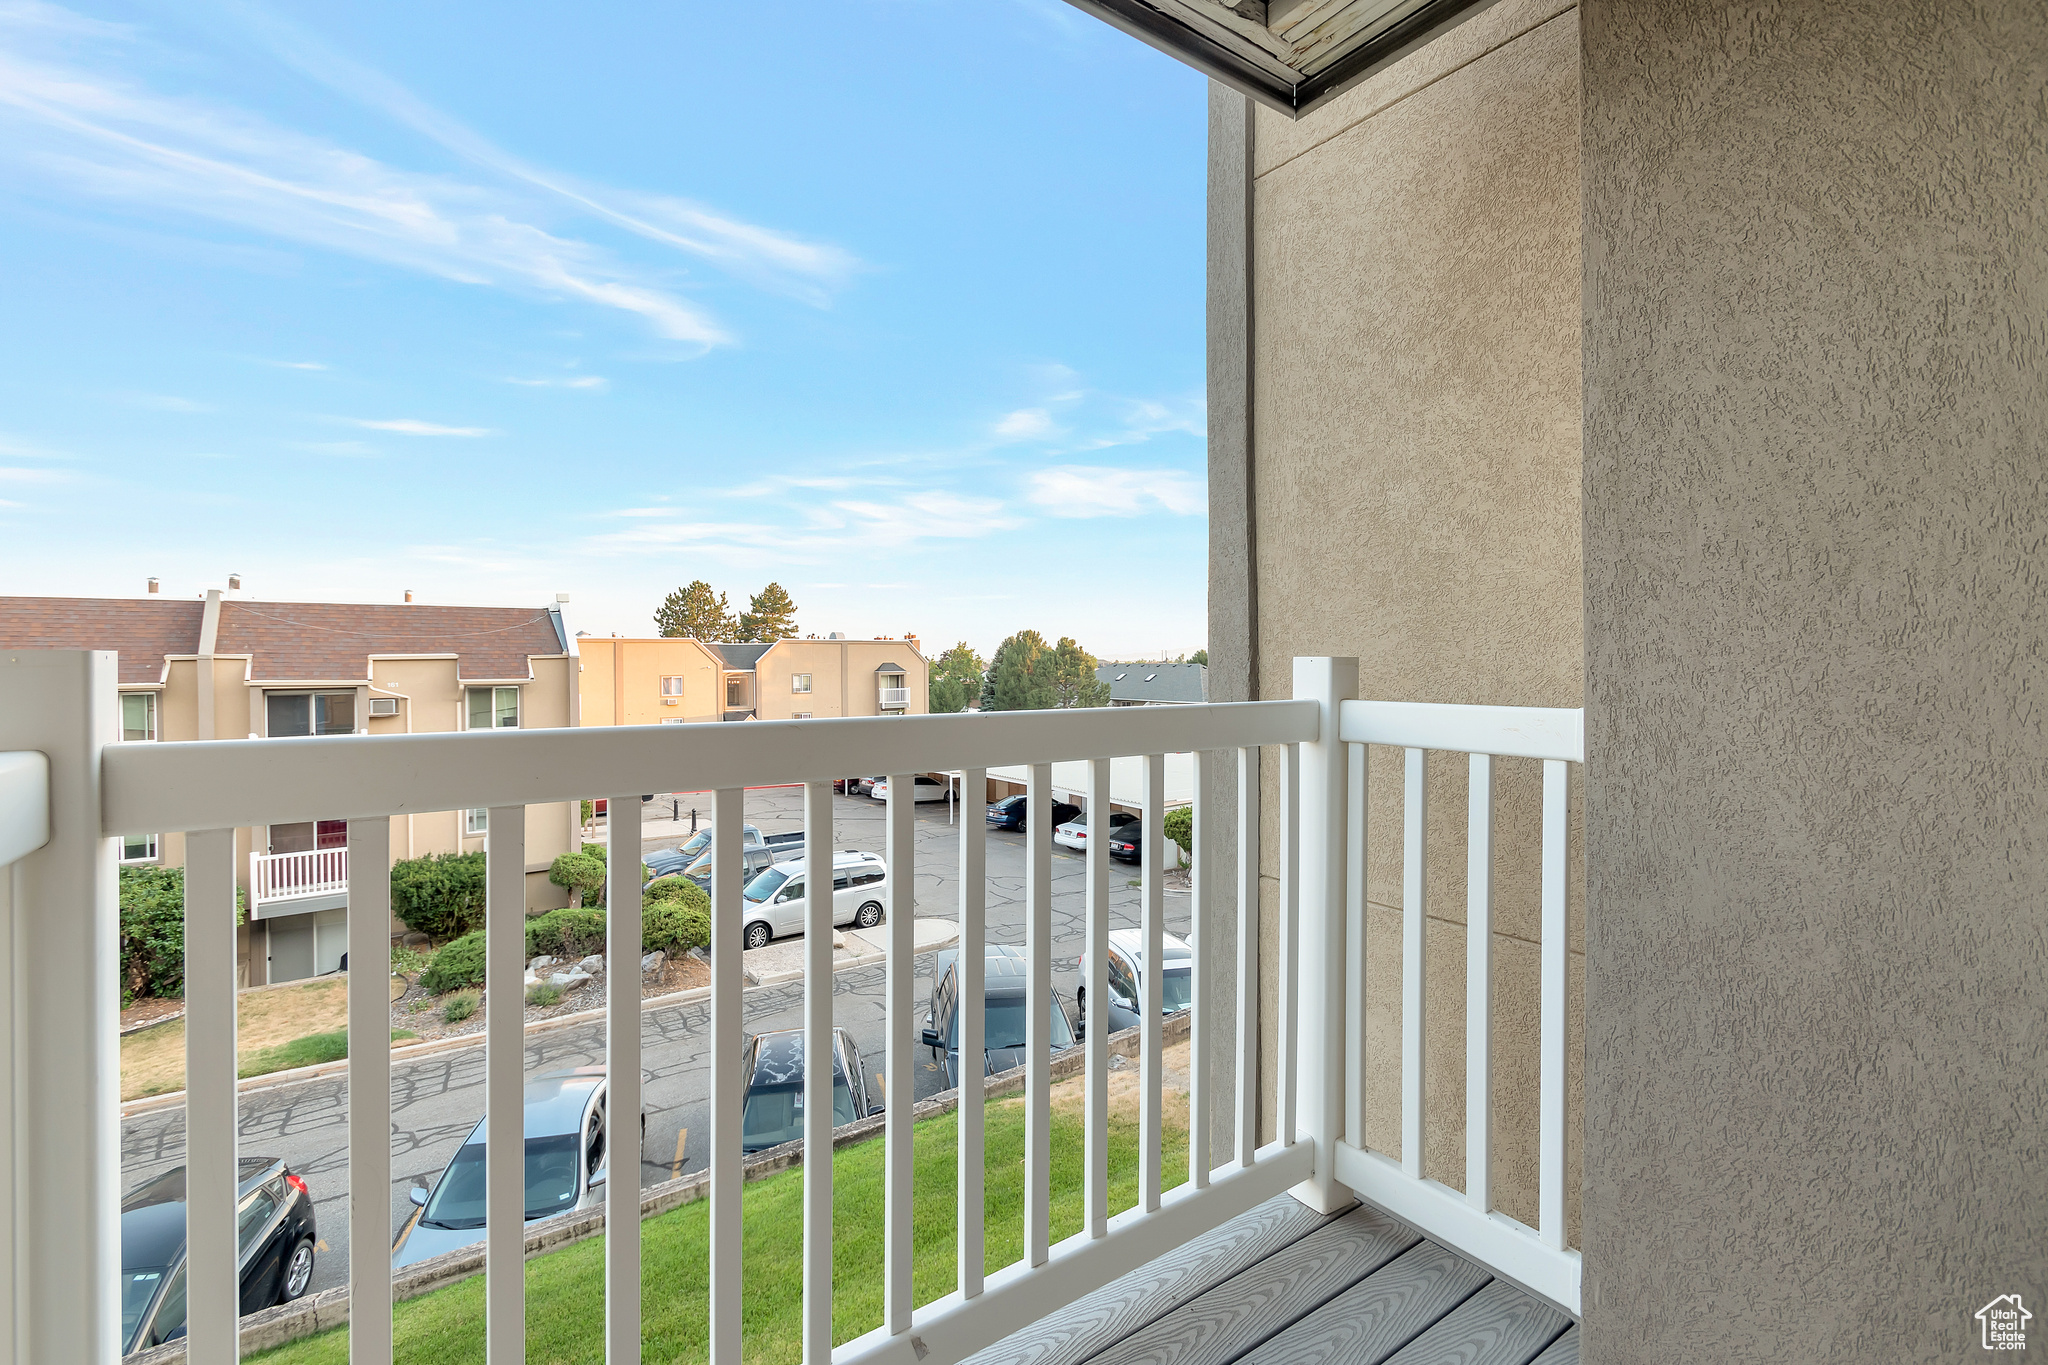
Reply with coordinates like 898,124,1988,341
0,0,1210,660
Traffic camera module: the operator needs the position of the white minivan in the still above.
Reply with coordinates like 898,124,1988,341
740,852,888,950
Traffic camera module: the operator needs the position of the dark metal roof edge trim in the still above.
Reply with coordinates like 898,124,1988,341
1293,0,1507,117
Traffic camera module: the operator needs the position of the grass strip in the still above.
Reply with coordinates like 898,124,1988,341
253,1085,1188,1364
239,1028,420,1079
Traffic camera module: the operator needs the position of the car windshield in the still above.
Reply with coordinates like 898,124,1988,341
121,1268,167,1352
953,992,1075,1053
1161,968,1192,1012
741,1080,857,1149
676,830,712,859
743,866,790,904
420,1134,583,1229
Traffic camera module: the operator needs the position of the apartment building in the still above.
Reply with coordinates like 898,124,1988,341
578,633,929,726
0,590,580,984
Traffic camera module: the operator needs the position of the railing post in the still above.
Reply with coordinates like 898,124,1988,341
1291,656,1358,1215
0,650,119,1364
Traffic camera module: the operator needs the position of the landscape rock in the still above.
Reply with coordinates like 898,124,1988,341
529,956,557,972
548,969,594,992
641,951,666,976
574,954,605,976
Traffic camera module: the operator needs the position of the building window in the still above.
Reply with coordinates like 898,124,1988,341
793,712,812,720
121,833,159,863
466,808,488,835
266,691,355,737
660,675,686,697
726,678,744,707
791,673,812,694
659,717,689,725
121,693,157,742
467,686,519,730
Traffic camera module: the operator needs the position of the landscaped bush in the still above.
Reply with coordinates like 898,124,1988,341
1162,806,1194,858
548,851,606,908
117,865,246,1005
525,907,608,960
418,931,486,993
442,992,479,1024
643,900,710,955
389,852,488,940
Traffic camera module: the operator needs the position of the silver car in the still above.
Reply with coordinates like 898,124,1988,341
391,1066,634,1271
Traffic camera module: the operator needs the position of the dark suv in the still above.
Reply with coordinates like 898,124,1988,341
985,796,1082,834
121,1157,317,1355
740,1028,877,1153
921,944,1077,1088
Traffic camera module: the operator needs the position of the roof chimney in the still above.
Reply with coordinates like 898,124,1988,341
227,573,242,591
404,589,414,604
555,592,571,603
147,577,159,594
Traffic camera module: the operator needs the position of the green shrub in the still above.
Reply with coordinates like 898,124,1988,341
1162,806,1194,857
525,907,608,961
526,982,564,1008
117,865,246,1005
644,876,705,905
389,853,487,940
442,992,479,1024
548,851,606,908
643,900,710,955
418,931,486,993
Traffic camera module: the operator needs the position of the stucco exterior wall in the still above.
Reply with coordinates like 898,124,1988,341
1580,1,2048,1358
1231,0,1585,1235
755,638,929,720
575,638,724,726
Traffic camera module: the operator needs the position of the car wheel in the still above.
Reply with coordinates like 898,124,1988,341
855,902,883,929
279,1237,316,1303
744,921,772,951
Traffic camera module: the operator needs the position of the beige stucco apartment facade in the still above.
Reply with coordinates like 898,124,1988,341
0,591,580,985
579,634,929,726
1195,0,2043,1358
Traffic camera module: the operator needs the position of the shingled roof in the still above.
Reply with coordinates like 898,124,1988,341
0,596,566,684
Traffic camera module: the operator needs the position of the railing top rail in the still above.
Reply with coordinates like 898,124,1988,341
102,698,1318,835
1338,699,1584,763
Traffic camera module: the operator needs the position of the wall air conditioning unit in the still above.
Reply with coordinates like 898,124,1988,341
368,697,400,717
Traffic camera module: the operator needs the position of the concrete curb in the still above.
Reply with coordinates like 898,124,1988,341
120,927,960,1120
123,1010,1190,1364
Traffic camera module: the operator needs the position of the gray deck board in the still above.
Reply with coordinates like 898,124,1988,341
962,1193,1333,1365
1378,1279,1572,1365
1234,1241,1493,1365
1083,1203,1420,1365
1528,1326,1578,1364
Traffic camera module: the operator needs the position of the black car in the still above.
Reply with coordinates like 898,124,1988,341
921,944,1078,1088
985,795,1082,834
1106,822,1144,863
121,1157,317,1355
740,1028,877,1152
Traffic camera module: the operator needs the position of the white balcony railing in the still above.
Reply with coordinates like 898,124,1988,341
251,846,349,908
0,651,1583,1365
878,687,910,707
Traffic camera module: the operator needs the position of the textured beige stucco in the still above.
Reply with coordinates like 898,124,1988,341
1581,1,2048,1358
1245,3,1584,1237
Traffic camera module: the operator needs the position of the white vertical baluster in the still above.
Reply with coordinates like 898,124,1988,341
184,827,239,1365
709,788,745,1365
1277,744,1300,1148
1024,762,1052,1267
1540,759,1569,1249
1401,750,1427,1179
803,782,835,1362
1084,757,1110,1238
607,794,644,1364
1465,754,1494,1213
486,805,527,1364
1190,749,1213,1188
1345,743,1367,1151
1140,752,1164,1213
1234,746,1259,1168
957,767,986,1299
347,816,393,1365
885,773,915,1332
1293,656,1357,1215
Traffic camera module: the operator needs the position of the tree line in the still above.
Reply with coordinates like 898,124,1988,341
653,580,799,642
927,630,1111,713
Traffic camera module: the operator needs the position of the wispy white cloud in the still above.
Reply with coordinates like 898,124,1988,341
266,359,327,370
0,433,73,460
347,418,492,437
504,375,607,390
1026,465,1206,518
0,10,734,345
719,473,876,498
993,407,1056,441
122,392,212,412
0,464,73,484
291,439,378,456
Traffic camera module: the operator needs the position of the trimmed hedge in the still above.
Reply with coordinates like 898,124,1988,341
418,931,486,993
526,908,608,961
118,865,246,1005
390,853,487,940
423,887,712,996
1161,806,1193,857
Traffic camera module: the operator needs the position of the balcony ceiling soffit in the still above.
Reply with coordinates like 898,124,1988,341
1060,0,1498,117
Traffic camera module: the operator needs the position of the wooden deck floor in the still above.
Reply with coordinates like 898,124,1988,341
968,1195,1576,1365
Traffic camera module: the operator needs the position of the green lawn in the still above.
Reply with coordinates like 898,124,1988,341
238,1028,418,1079
254,1085,1189,1365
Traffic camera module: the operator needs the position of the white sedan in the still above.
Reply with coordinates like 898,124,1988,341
1052,819,1090,852
871,775,952,803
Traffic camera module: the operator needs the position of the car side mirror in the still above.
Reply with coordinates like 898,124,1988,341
1114,994,1136,1014
921,1029,942,1050
587,1167,607,1190
408,1186,429,1208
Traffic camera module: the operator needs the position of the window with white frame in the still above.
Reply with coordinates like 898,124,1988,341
121,692,157,742
791,673,812,694
466,686,519,730
121,833,159,862
660,675,686,697
465,808,488,835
